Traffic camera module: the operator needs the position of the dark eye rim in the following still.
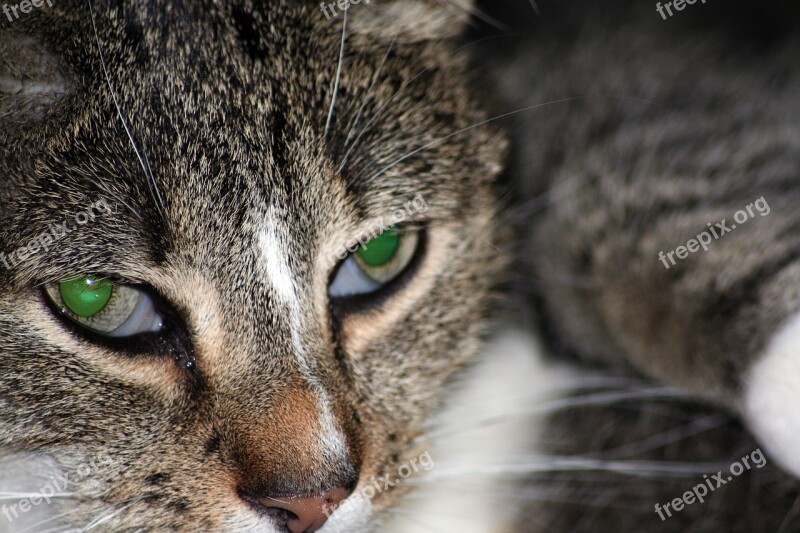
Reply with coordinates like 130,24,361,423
328,228,428,318
40,278,192,357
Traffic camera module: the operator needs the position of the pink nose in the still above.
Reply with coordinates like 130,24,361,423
257,487,351,533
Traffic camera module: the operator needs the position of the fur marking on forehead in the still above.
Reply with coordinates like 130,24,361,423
256,211,297,306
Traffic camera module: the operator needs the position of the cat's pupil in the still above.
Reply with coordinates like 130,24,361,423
59,276,113,318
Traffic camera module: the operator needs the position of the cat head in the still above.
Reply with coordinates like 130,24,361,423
0,1,506,530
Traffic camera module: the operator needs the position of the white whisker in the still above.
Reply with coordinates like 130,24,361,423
363,95,656,184
77,500,137,532
342,32,398,151
86,0,165,219
419,387,685,442
325,9,347,138
337,64,432,175
18,504,87,533
337,33,504,176
0,492,76,501
407,456,732,482
364,97,585,184
598,413,730,458
83,174,144,223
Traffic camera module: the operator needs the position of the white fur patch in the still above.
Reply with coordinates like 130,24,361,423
224,513,283,532
256,215,350,479
384,329,579,532
311,386,351,469
744,311,800,477
257,219,298,305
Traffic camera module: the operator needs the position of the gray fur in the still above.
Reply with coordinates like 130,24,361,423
0,0,505,530
473,1,800,530
4,0,800,531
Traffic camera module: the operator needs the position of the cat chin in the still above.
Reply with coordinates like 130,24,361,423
743,311,800,478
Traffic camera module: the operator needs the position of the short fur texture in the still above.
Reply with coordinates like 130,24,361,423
471,1,800,530
4,0,800,531
0,1,506,530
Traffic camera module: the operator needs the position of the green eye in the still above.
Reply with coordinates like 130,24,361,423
59,275,113,317
329,227,420,298
356,228,400,267
45,275,164,337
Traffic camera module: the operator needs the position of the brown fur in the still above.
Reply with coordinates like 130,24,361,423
0,0,507,530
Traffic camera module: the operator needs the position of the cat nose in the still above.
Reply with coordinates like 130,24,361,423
256,487,351,533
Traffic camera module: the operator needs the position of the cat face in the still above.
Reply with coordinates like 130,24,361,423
0,1,505,530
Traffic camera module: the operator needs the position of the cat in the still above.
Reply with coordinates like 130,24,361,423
3,0,800,532
0,0,508,531
455,1,800,531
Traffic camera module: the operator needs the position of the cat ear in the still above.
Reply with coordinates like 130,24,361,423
345,0,476,43
0,32,70,126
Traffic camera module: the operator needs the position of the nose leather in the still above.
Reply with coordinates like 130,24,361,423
257,487,350,533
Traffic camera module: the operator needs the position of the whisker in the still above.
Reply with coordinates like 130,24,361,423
407,456,732,483
498,171,596,226
419,387,686,442
18,504,88,533
363,97,587,184
363,95,657,184
597,413,731,458
77,498,141,532
416,375,672,435
400,481,657,505
337,62,432,175
82,174,144,223
338,33,511,176
342,32,398,150
778,494,800,533
0,492,77,501
537,375,656,390
325,9,347,138
86,0,166,220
